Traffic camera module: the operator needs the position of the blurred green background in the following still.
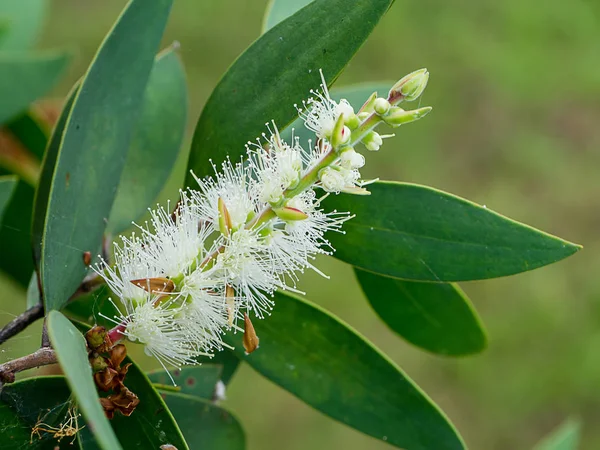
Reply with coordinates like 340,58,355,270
1,0,599,448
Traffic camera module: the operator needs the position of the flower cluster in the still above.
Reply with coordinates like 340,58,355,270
96,68,431,373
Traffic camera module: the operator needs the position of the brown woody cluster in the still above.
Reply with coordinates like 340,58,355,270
85,326,139,419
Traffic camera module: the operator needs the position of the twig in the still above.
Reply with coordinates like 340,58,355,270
0,347,57,387
0,304,44,346
41,318,51,348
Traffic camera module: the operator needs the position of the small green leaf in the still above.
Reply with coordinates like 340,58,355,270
26,273,40,308
46,311,122,450
225,291,465,450
262,0,313,32
0,51,70,125
355,268,487,355
163,393,245,450
186,0,394,184
36,0,173,311
0,0,48,51
148,365,222,399
0,175,17,216
324,181,580,281
533,419,581,450
108,46,188,233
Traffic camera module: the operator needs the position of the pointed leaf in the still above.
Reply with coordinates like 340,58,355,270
26,273,40,308
0,175,17,217
108,46,188,233
0,0,48,51
186,0,394,184
164,393,245,450
46,311,122,450
0,51,70,125
262,0,313,32
355,268,487,355
224,291,465,450
323,181,580,281
533,419,581,450
36,0,173,311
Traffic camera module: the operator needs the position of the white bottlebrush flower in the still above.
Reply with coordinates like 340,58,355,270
339,148,365,170
296,70,355,139
317,165,360,193
191,158,257,231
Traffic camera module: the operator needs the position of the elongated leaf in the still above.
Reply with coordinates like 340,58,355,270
0,175,17,216
108,46,188,233
36,0,173,311
355,268,486,355
164,393,245,450
262,0,313,32
26,273,40,308
0,51,70,125
186,0,394,184
1,376,82,449
225,291,465,450
47,311,122,450
324,181,580,281
0,0,48,51
533,419,581,450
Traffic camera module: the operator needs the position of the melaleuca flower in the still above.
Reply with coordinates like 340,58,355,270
296,70,356,140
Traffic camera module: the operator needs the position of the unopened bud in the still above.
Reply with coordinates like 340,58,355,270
389,68,429,103
331,113,351,148
90,355,109,372
344,113,360,130
243,313,260,354
373,98,390,115
383,106,432,127
85,326,109,352
273,206,309,221
218,197,232,237
362,131,383,151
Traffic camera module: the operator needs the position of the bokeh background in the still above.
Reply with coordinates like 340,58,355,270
1,0,599,449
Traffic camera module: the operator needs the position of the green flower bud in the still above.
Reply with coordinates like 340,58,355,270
383,106,432,127
273,206,309,221
362,131,383,151
331,113,351,148
389,69,429,103
373,98,390,115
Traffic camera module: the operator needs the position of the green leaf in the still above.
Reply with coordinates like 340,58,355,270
533,419,581,450
0,181,35,286
355,268,487,355
164,393,245,450
148,365,222,399
36,0,173,311
0,402,31,448
1,376,82,449
186,0,394,184
0,0,48,51
0,175,17,217
0,51,70,125
225,291,465,450
323,181,580,281
26,273,40,308
46,311,122,450
108,46,188,233
262,0,313,32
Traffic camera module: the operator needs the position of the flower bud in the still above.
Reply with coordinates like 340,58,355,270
389,68,429,103
382,106,432,127
273,206,309,221
243,313,260,355
218,197,232,237
344,113,360,130
362,131,383,151
373,98,390,115
331,113,351,148
90,355,109,372
340,148,365,170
